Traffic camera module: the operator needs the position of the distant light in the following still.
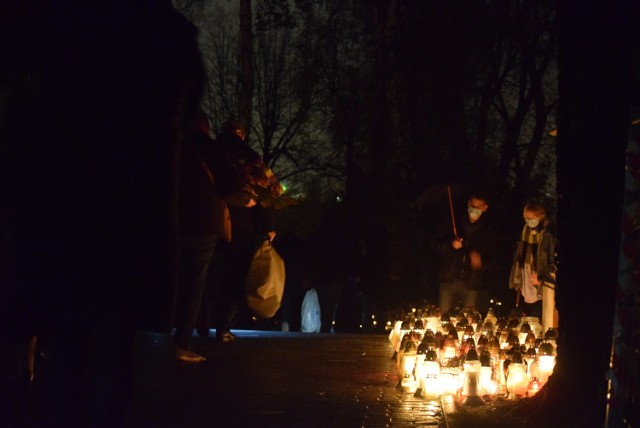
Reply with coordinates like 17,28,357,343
281,183,287,192
359,324,363,329
412,308,416,313
372,320,378,326
371,314,376,319
386,321,392,326
490,299,494,304
336,196,342,202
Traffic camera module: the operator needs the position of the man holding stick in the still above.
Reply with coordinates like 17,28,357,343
434,190,494,314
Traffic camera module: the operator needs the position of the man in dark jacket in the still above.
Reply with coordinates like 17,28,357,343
435,192,494,314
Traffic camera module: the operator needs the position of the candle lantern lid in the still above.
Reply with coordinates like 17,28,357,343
526,345,537,357
525,332,537,346
538,342,555,356
404,340,417,353
477,335,488,348
466,347,479,361
425,348,438,362
448,326,460,340
511,350,524,364
427,305,439,317
544,328,558,340
479,349,492,366
507,331,520,346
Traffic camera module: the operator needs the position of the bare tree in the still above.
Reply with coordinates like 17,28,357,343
468,0,558,202
238,0,253,128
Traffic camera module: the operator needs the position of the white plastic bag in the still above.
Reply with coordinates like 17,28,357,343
245,240,285,318
300,288,321,333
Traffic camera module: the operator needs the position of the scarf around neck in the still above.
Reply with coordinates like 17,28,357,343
517,224,543,271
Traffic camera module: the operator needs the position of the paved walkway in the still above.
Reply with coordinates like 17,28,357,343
126,330,446,427
128,330,443,427
2,330,451,427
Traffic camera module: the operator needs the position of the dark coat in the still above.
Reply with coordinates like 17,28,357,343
179,132,219,236
434,213,495,289
508,226,557,289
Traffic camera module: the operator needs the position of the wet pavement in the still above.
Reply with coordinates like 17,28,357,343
126,330,448,427
3,330,452,427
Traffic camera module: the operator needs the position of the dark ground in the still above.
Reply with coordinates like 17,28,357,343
2,331,444,427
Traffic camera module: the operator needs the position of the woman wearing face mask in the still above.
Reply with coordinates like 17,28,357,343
509,201,558,332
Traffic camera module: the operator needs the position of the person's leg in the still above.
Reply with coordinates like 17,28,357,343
214,241,234,339
24,335,37,381
215,239,253,340
541,283,556,332
174,235,216,354
439,281,455,314
463,287,479,311
280,283,293,332
475,288,490,316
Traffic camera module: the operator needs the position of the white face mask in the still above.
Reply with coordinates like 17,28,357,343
526,218,540,229
468,207,483,221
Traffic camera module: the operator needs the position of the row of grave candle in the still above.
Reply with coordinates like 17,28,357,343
388,305,557,404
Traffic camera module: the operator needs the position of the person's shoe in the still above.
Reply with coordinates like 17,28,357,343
216,331,236,343
176,347,206,363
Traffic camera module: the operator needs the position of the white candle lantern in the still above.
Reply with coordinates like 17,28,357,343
416,348,442,399
484,308,498,326
398,340,418,392
543,327,558,349
390,320,404,352
478,349,495,397
518,322,532,344
462,348,485,406
521,316,543,337
425,305,441,333
505,351,528,400
523,345,537,375
441,333,458,365
535,341,556,384
440,363,462,396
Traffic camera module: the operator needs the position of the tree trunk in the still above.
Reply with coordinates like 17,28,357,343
524,1,632,425
239,0,254,131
